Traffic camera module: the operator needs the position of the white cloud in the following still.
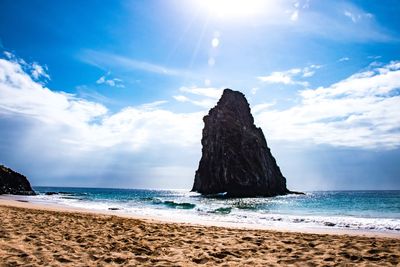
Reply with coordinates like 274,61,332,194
138,100,168,110
288,2,389,42
255,61,400,149
302,64,321,77
258,69,303,85
251,87,259,95
173,86,224,109
173,95,189,102
81,50,190,77
0,54,208,188
189,98,219,109
2,52,50,82
252,102,276,113
221,1,391,42
3,53,399,151
96,76,105,83
1,53,399,191
179,86,223,99
0,55,204,151
0,58,106,126
344,10,358,23
173,94,217,109
344,10,372,23
302,70,314,78
339,57,350,62
3,51,13,59
368,55,382,60
30,62,50,81
96,72,125,88
258,64,321,86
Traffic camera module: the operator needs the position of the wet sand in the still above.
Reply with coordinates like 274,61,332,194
0,200,399,266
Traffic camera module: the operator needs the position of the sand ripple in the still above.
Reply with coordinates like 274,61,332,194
0,205,399,266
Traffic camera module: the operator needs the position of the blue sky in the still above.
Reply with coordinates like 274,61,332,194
0,0,399,190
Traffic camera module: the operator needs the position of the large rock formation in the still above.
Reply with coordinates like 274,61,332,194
192,89,291,197
0,165,36,195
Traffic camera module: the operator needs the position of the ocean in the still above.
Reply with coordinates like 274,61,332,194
20,187,400,234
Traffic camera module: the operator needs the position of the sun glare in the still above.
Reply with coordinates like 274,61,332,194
196,0,266,18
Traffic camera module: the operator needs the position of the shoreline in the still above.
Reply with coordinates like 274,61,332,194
1,197,400,265
1,198,400,266
1,196,399,239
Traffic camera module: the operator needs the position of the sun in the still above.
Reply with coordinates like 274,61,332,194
195,0,266,18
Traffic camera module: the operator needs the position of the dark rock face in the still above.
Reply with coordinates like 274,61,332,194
192,89,290,197
0,165,36,195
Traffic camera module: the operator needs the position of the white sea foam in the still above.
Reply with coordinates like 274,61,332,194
17,192,400,234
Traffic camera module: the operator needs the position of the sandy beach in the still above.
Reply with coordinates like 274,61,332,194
0,199,398,266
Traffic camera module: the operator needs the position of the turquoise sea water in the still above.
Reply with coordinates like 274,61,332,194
21,187,400,233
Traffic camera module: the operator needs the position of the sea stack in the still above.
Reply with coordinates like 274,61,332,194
0,165,36,195
192,89,290,197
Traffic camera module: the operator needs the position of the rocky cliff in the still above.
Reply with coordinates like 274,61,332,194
192,89,291,197
0,165,36,195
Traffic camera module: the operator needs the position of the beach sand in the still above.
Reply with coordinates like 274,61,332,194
0,200,399,266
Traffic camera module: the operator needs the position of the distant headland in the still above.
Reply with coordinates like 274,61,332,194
0,165,36,195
